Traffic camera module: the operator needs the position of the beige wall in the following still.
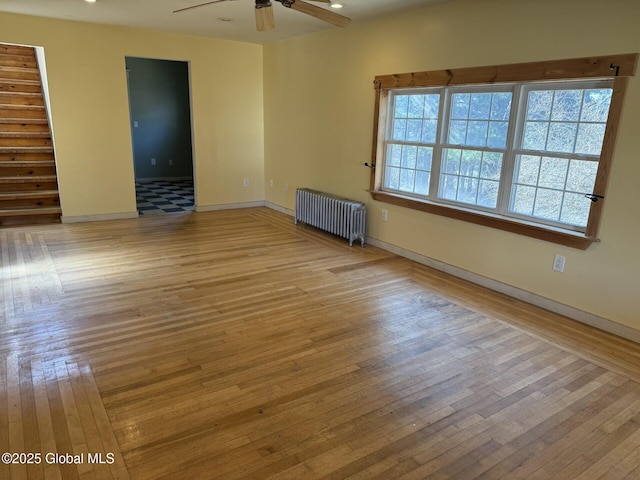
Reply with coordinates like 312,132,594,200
0,12,265,217
263,0,640,329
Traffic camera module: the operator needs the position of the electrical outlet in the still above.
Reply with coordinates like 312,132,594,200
168,159,173,166
269,179,274,187
133,121,139,128
150,158,156,165
284,183,289,192
553,254,566,272
243,178,250,187
381,209,388,222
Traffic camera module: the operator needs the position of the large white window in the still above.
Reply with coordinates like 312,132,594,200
370,54,637,249
382,81,612,231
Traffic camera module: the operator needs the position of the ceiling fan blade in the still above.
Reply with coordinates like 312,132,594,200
172,0,230,14
307,0,330,3
285,0,351,27
255,4,276,31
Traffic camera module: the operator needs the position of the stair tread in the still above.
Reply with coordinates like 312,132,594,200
0,146,53,153
0,118,48,124
0,90,42,98
0,131,51,138
0,46,35,54
0,160,55,167
0,103,45,110
0,190,58,199
0,175,58,183
0,64,39,72
0,78,41,85
0,206,61,217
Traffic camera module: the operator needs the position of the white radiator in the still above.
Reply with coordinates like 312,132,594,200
295,188,366,247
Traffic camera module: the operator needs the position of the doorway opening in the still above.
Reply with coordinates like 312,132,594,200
125,57,194,215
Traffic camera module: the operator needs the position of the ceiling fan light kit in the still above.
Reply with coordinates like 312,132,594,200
173,0,350,31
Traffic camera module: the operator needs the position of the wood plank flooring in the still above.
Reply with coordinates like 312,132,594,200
1,207,640,479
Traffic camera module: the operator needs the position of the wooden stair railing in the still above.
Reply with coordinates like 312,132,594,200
0,43,61,225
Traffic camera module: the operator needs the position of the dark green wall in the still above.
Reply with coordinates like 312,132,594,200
126,57,193,179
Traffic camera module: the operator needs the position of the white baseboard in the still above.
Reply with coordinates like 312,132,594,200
366,236,640,344
265,201,294,216
196,201,266,212
265,202,640,344
61,211,139,223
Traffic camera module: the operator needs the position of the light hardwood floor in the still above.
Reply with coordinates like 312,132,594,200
1,207,640,479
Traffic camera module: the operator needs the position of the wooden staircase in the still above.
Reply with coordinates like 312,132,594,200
0,43,61,226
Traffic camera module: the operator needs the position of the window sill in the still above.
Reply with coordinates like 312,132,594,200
370,190,598,250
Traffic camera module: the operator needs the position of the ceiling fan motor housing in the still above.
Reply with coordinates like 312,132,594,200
256,0,272,8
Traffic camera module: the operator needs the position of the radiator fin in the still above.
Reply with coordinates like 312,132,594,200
294,188,366,247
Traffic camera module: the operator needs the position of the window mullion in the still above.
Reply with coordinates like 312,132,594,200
429,89,448,200
496,84,522,215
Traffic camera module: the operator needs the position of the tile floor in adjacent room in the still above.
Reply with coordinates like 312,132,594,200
135,179,194,215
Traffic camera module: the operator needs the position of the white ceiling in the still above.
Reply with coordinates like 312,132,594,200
0,0,453,44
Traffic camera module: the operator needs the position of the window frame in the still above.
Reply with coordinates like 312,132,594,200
369,54,638,249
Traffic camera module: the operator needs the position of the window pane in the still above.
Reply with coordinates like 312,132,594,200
439,148,496,208
512,184,536,216
575,123,606,155
526,90,553,120
538,157,568,189
461,150,482,178
448,91,512,148
522,122,549,150
449,120,467,144
533,189,563,221
401,145,417,169
421,119,438,143
392,119,407,141
384,167,400,190
490,92,512,120
440,174,458,200
387,144,401,167
478,180,499,208
546,122,577,153
581,89,613,122
394,95,409,118
443,149,462,174
399,169,415,192
451,93,470,119
522,87,612,157
384,91,440,198
408,95,425,118
561,192,590,226
565,159,597,193
515,155,540,186
511,155,593,228
480,152,503,180
551,90,582,121
406,119,422,142
416,147,433,171
469,93,492,119
424,95,440,118
467,121,489,147
487,121,508,148
415,171,430,195
457,177,479,204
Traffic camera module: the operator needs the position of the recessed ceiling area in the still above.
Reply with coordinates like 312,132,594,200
0,0,454,44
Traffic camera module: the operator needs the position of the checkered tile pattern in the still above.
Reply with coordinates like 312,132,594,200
135,179,194,215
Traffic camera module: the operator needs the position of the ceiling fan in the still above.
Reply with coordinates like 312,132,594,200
173,0,351,32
